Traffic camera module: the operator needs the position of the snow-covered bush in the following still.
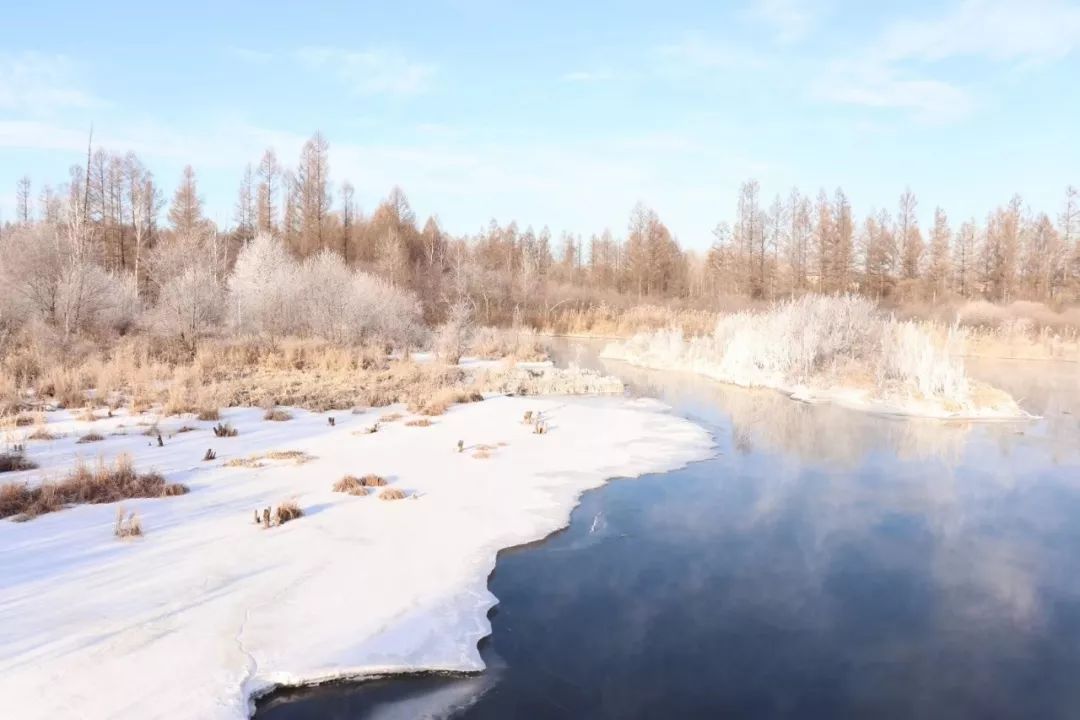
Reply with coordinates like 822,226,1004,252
227,233,302,337
0,225,136,341
149,265,225,348
602,295,1021,418
227,235,423,348
434,301,474,364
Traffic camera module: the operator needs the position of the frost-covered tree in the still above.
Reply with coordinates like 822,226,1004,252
227,233,300,336
150,264,223,349
434,300,474,364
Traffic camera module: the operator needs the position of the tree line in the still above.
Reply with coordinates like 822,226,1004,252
4,132,1079,335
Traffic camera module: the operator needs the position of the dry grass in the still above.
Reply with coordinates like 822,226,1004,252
405,418,434,427
1,334,622,430
176,425,197,433
378,488,407,501
332,475,371,496
13,412,37,427
212,422,238,438
263,406,293,422
358,473,387,487
202,448,217,461
196,407,221,421
274,500,303,524
224,450,314,468
27,426,58,441
114,507,142,538
471,443,497,459
0,454,187,520
0,448,37,473
76,432,106,444
379,412,403,422
77,407,98,423
408,388,484,416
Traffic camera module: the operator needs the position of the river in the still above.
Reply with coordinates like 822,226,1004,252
256,341,1080,719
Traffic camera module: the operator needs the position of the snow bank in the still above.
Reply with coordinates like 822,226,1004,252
0,396,712,719
601,295,1029,420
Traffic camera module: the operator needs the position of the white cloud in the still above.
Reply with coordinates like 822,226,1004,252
226,46,273,64
561,70,613,83
876,0,1080,64
296,46,435,96
814,0,1080,123
814,64,975,124
751,0,821,43
0,53,102,113
655,36,768,72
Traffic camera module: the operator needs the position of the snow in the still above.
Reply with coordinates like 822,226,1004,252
0,395,712,719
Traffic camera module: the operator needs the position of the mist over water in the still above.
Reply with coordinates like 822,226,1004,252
257,343,1080,719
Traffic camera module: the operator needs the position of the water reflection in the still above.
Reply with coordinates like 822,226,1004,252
257,344,1080,719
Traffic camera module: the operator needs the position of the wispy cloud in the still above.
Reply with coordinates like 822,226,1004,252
655,35,768,72
814,0,1080,123
561,70,613,83
227,46,273,64
876,0,1080,64
750,0,821,43
296,46,436,96
0,53,102,113
813,63,974,125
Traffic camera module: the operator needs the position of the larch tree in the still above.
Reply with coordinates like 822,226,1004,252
832,188,854,292
898,188,921,281
168,165,206,238
297,132,331,255
256,148,280,235
16,176,31,224
953,220,977,298
926,207,952,300
234,163,257,244
340,181,356,263
813,190,834,292
125,154,161,296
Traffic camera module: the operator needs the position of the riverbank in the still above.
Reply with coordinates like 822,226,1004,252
0,393,712,719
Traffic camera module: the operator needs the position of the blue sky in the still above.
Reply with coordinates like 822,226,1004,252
1,0,1078,248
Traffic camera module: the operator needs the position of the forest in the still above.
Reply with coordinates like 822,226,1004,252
2,131,1079,358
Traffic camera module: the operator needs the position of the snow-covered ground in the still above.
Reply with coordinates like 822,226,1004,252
0,395,712,719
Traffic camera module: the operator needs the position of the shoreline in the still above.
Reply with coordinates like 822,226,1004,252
0,394,714,720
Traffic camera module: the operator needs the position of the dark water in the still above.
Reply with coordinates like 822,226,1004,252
257,344,1080,719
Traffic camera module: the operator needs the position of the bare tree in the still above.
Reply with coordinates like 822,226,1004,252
15,176,31,225
256,148,280,235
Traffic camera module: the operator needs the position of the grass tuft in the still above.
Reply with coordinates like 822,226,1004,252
332,475,371,496
76,432,106,444
405,418,434,427
359,473,387,487
0,454,187,520
212,422,238,438
274,500,303,524
114,507,142,538
263,406,293,422
0,448,37,473
28,427,58,441
196,407,221,421
378,488,406,501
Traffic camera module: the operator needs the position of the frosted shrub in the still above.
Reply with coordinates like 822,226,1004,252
299,251,360,344
150,265,224,348
228,236,423,349
435,301,474,364
603,295,1022,417
878,322,969,401
228,233,302,337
